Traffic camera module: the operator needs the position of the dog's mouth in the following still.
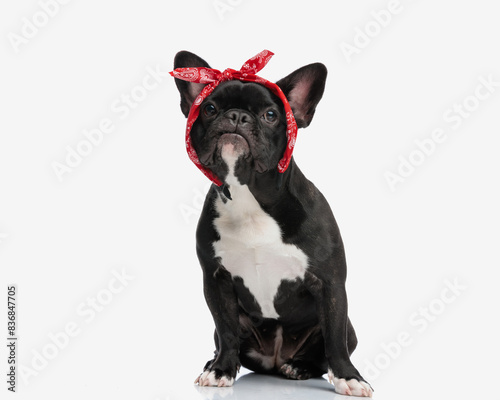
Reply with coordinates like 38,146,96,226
198,131,272,175
216,132,251,160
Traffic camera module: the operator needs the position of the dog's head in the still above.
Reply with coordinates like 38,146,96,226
173,51,327,185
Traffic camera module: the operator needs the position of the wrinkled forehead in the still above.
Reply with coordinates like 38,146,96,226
205,80,283,111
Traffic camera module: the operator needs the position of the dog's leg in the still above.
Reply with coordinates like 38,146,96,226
305,272,373,397
194,261,241,387
347,317,358,355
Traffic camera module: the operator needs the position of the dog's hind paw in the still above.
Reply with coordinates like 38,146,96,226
195,370,235,387
279,362,313,380
328,369,373,397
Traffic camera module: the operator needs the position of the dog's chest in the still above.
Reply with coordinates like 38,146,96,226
212,181,309,319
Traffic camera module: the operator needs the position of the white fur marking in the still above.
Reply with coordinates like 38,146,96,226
327,369,373,397
247,349,275,370
196,370,235,387
213,147,308,319
246,326,285,369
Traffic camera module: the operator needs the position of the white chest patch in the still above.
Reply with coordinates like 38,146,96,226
212,148,309,319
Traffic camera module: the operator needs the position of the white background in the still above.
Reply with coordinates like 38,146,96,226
1,1,499,399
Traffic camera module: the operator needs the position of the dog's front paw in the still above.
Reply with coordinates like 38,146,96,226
327,369,373,397
195,368,235,387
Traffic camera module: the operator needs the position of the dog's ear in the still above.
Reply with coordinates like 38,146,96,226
276,63,327,129
173,51,211,117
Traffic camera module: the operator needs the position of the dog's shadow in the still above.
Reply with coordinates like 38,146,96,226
194,373,344,400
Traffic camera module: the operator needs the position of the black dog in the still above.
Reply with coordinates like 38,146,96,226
173,51,373,397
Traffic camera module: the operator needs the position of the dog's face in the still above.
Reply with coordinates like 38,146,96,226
173,51,327,185
191,80,287,182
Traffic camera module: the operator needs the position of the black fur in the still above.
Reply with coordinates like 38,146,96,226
173,51,371,392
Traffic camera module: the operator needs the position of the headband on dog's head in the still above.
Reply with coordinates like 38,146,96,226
170,50,298,187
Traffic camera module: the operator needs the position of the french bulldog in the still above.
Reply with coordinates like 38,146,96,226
173,51,373,397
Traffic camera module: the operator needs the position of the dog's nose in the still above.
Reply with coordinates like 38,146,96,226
225,110,252,127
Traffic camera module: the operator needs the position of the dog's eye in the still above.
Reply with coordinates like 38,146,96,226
263,110,277,123
203,103,217,117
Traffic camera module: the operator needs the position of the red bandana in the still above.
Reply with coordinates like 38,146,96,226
170,50,298,187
